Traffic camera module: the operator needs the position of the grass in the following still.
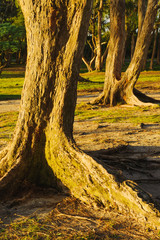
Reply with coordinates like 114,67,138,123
0,68,159,142
0,71,24,100
0,111,18,142
75,103,160,124
0,68,160,97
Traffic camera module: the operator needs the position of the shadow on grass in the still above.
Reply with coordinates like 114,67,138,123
88,145,160,210
0,95,21,101
0,73,25,79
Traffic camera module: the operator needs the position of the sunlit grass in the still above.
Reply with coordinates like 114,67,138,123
0,111,18,141
0,71,24,100
75,103,160,124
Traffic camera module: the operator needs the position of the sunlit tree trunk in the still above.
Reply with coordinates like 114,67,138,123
93,0,125,105
95,0,103,71
0,0,93,195
93,0,159,106
0,0,160,228
138,0,146,37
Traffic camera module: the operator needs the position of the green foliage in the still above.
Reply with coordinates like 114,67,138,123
0,0,18,23
125,0,138,34
0,0,26,67
0,23,26,54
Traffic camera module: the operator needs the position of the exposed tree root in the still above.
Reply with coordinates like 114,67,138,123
90,92,105,105
90,87,160,107
1,131,160,229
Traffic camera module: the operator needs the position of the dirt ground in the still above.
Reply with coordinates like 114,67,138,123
0,87,160,239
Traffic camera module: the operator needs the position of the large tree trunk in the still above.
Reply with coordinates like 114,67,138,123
0,0,93,195
0,0,160,229
95,0,103,71
93,0,159,106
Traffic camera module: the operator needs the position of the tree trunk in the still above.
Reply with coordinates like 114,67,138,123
93,0,125,106
1,0,160,229
131,33,136,59
121,0,159,105
157,32,160,65
138,0,146,37
95,0,103,71
150,28,158,69
93,0,159,106
0,0,93,195
82,56,94,72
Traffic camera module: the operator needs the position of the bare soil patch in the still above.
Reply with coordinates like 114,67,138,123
0,85,160,239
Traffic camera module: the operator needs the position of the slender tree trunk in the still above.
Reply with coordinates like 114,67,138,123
138,0,148,71
93,0,125,105
82,56,94,72
138,0,146,37
95,0,103,71
1,0,160,228
150,28,158,69
157,32,160,65
131,33,136,59
101,41,109,68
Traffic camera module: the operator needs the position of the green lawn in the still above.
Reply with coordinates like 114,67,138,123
0,71,24,100
1,69,160,98
0,68,159,142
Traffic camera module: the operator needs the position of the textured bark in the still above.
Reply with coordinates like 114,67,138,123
138,0,147,37
0,0,160,229
0,0,93,194
93,0,125,106
95,0,103,71
120,0,159,105
93,0,159,106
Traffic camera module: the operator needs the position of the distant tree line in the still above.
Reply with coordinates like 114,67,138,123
0,0,26,71
0,0,159,72
83,0,160,72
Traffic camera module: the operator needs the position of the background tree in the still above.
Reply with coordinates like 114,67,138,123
93,0,159,106
0,0,26,70
82,0,109,72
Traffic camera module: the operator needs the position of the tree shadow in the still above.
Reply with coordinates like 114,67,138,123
87,145,160,209
0,95,21,101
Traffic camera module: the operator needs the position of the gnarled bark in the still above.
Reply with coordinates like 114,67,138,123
93,0,159,106
0,0,160,230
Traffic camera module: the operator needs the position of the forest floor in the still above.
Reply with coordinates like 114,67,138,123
0,75,160,239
